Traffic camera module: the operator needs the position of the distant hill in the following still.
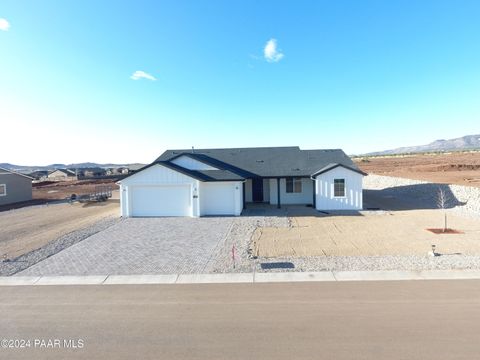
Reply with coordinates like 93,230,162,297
0,162,146,174
366,134,480,156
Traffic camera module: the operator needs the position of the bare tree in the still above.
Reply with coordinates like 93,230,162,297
437,187,450,232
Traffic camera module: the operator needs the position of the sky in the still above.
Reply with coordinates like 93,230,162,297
1,0,480,165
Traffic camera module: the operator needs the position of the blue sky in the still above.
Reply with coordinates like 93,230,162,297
1,0,479,165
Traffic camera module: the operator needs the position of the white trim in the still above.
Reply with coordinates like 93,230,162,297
333,178,346,198
0,184,6,196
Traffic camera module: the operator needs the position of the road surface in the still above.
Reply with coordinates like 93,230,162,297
1,280,480,359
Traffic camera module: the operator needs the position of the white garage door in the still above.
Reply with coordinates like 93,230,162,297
131,185,191,217
201,183,236,215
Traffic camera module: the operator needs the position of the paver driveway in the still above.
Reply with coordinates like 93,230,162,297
18,217,233,276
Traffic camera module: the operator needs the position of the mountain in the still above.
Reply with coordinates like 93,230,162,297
0,162,146,174
366,134,480,156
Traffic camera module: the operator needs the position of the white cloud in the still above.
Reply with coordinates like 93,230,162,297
130,70,156,81
0,18,10,31
264,38,284,62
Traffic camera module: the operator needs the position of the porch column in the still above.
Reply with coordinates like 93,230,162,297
242,182,246,209
312,178,316,208
277,178,281,209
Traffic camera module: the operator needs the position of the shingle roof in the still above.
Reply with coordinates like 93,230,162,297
156,146,362,178
311,163,367,177
158,161,245,181
0,167,34,180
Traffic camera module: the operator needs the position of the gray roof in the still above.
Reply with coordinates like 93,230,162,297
156,146,362,178
311,163,367,177
0,167,34,180
158,161,245,181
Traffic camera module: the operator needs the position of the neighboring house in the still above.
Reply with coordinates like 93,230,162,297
0,167,33,206
106,167,129,176
47,169,77,181
118,146,367,218
28,170,49,181
79,167,106,178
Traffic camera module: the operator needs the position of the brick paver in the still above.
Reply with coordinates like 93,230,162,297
18,217,233,276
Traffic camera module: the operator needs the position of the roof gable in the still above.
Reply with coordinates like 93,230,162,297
311,163,367,177
0,167,34,180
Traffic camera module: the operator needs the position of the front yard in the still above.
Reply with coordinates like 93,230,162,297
252,209,480,257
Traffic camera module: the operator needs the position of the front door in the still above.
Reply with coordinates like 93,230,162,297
252,178,264,202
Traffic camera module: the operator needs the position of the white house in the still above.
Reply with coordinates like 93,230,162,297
118,146,366,217
47,169,77,181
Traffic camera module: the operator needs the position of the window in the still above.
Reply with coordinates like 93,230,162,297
286,178,302,193
0,184,6,196
334,179,345,197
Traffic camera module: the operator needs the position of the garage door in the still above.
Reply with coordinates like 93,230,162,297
201,183,236,215
131,185,191,217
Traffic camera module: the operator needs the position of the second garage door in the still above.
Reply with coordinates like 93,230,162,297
131,185,191,217
200,183,236,215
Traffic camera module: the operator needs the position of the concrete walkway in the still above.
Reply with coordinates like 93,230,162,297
4,269,480,286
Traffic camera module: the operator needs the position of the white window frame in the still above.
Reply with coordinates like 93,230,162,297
0,184,6,197
333,178,346,198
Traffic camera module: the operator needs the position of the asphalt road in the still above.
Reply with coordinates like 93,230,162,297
1,280,480,359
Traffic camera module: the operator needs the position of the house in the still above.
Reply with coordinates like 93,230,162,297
28,170,49,181
0,167,33,206
118,146,367,218
79,167,106,178
47,169,77,181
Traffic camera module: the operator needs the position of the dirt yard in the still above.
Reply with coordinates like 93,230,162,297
252,209,480,258
33,179,119,201
354,151,480,187
0,197,119,260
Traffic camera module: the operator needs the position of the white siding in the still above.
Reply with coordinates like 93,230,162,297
121,164,196,186
315,167,363,210
269,178,314,205
120,164,198,217
171,155,218,170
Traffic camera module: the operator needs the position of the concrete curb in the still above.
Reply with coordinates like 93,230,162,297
4,270,480,286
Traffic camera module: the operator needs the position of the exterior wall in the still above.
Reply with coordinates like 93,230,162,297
315,167,363,210
171,155,218,170
120,164,198,217
0,172,32,206
269,178,314,205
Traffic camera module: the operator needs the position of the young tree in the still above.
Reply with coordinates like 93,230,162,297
437,187,450,232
